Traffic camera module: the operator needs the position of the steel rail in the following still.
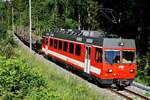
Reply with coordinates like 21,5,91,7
108,88,133,100
125,89,149,100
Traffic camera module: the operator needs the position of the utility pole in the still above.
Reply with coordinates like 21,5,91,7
29,0,32,52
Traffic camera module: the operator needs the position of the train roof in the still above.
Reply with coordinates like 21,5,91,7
44,29,135,48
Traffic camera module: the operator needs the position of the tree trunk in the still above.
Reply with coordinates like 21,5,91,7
87,7,90,31
19,13,21,26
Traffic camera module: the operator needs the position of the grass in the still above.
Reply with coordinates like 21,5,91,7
15,45,111,100
135,76,150,86
145,92,150,98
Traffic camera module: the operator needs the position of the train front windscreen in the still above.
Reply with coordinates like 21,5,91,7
104,50,135,64
104,50,120,64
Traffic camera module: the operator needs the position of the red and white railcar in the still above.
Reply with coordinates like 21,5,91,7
42,30,137,87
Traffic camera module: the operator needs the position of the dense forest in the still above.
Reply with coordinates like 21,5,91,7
0,0,150,84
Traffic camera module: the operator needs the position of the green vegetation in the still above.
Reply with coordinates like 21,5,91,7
145,92,150,98
135,56,150,86
0,55,47,99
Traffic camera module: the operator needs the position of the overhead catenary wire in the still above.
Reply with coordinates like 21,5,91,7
99,8,117,24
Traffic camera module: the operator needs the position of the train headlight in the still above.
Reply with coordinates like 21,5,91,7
130,69,135,73
108,69,113,73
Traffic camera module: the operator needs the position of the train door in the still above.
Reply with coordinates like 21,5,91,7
84,46,91,74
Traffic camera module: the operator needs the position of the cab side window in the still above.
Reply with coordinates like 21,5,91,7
95,48,102,63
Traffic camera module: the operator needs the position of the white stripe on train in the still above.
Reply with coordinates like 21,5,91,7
42,48,101,75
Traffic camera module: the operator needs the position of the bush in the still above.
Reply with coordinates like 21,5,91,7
136,55,150,86
0,56,47,99
0,27,17,58
136,55,147,70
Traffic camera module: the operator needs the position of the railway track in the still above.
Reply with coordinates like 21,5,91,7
109,88,133,100
14,33,150,100
125,89,149,100
109,88,149,100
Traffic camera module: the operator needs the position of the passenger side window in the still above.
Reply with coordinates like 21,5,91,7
69,43,74,54
50,39,53,47
54,40,58,49
46,37,48,45
63,41,68,52
95,48,102,63
75,44,81,56
58,40,62,50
